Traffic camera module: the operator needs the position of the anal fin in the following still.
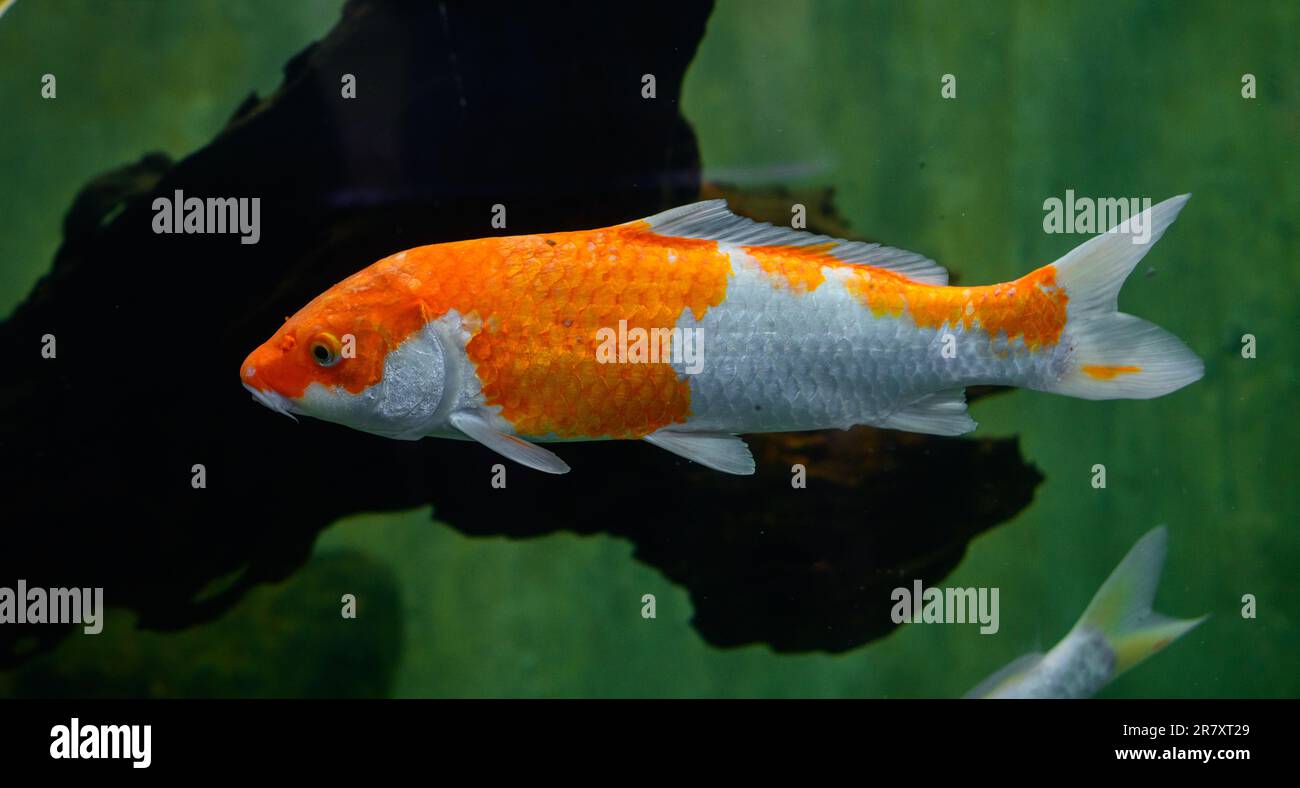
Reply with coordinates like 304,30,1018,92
880,389,977,436
449,410,570,474
644,429,755,475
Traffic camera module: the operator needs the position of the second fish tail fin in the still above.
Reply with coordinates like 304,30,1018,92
1074,525,1206,677
1035,194,1204,400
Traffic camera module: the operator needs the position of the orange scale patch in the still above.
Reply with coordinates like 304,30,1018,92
382,223,731,439
742,243,833,294
1081,364,1142,380
841,266,912,319
843,263,1069,351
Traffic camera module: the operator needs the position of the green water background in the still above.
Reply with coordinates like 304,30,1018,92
0,0,1295,697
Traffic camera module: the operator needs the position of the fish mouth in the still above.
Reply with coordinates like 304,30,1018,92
243,382,299,422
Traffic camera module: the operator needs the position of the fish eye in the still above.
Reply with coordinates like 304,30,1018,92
309,333,341,367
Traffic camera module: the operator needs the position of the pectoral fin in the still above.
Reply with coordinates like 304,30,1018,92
644,429,755,475
448,410,570,474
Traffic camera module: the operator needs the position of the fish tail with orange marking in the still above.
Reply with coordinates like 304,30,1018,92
1027,194,1203,400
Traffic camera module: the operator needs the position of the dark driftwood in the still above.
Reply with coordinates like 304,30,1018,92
0,0,1040,665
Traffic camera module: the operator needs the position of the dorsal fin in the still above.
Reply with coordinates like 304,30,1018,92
638,199,949,285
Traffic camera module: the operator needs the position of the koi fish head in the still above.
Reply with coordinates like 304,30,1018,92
239,273,451,440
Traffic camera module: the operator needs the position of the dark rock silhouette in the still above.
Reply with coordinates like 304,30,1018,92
0,0,1041,666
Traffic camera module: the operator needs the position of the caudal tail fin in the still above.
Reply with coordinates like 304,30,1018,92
1037,194,1203,399
1075,526,1206,678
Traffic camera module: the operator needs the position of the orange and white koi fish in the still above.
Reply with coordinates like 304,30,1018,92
241,196,1202,474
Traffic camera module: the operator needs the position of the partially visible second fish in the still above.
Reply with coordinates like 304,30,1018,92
966,526,1205,699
